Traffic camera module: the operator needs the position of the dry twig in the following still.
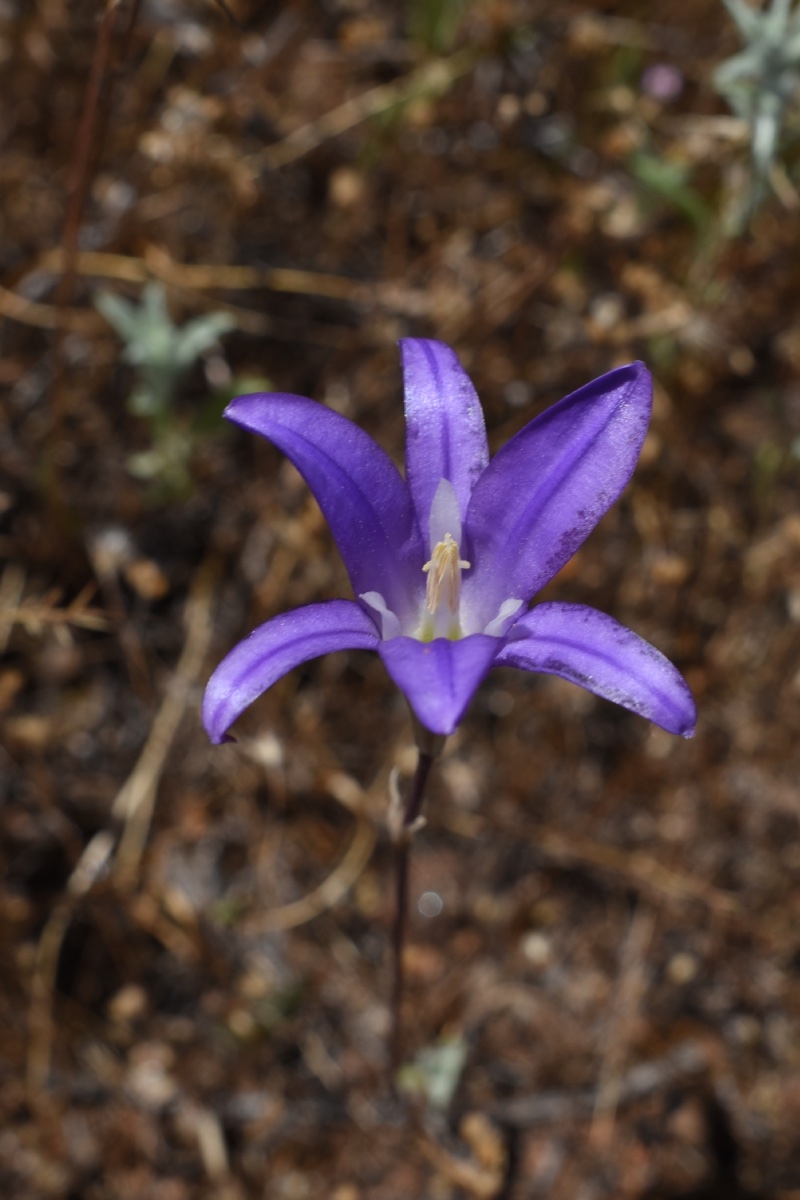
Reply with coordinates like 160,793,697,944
27,832,117,1097
2,247,371,334
0,578,108,644
251,48,477,168
529,826,742,921
5,241,545,342
492,1041,708,1129
113,555,220,886
56,0,126,313
0,283,105,333
417,1128,506,1200
241,817,376,935
590,903,656,1148
26,555,219,1097
0,563,27,654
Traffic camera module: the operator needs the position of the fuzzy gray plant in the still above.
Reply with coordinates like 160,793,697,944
714,0,800,213
96,283,236,495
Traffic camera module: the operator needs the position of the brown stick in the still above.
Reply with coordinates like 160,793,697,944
119,0,143,61
54,0,124,316
46,0,127,518
26,555,219,1098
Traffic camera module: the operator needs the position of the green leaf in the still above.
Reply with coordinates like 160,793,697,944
720,0,762,40
396,1033,468,1110
408,0,470,54
94,290,140,341
630,152,711,231
173,312,237,369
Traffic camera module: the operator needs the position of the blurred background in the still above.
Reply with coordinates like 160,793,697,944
2,0,800,1196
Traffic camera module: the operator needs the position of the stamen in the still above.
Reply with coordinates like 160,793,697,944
422,533,470,615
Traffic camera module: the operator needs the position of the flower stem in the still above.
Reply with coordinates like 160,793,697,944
390,748,436,1075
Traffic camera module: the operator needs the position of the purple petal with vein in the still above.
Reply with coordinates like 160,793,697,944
379,634,500,735
495,602,696,736
401,339,489,535
203,600,380,744
225,393,424,620
463,363,652,621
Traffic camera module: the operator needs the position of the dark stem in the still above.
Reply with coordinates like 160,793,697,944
55,0,125,315
390,749,435,1075
48,0,127,514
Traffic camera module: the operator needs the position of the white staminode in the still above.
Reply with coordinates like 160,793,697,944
360,591,401,640
427,477,462,552
483,597,523,637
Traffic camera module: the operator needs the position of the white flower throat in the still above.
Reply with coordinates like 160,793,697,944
359,477,522,642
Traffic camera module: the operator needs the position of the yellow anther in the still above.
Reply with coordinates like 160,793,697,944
422,533,470,615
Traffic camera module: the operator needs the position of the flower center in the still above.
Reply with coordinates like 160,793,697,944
422,533,470,618
359,476,523,643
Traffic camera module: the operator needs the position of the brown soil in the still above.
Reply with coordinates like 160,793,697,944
2,1,800,1197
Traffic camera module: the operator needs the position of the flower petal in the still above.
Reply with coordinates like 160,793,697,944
463,362,652,622
203,600,380,744
495,602,696,736
225,392,424,621
401,338,489,533
379,634,499,735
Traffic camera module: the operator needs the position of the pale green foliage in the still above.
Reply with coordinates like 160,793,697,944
408,0,469,53
396,1033,468,1110
96,283,236,496
96,283,236,419
714,0,800,214
630,152,711,231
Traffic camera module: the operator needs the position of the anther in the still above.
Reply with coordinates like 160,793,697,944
422,533,470,615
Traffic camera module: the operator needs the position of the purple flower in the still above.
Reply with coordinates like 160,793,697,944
203,340,696,742
641,63,684,103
